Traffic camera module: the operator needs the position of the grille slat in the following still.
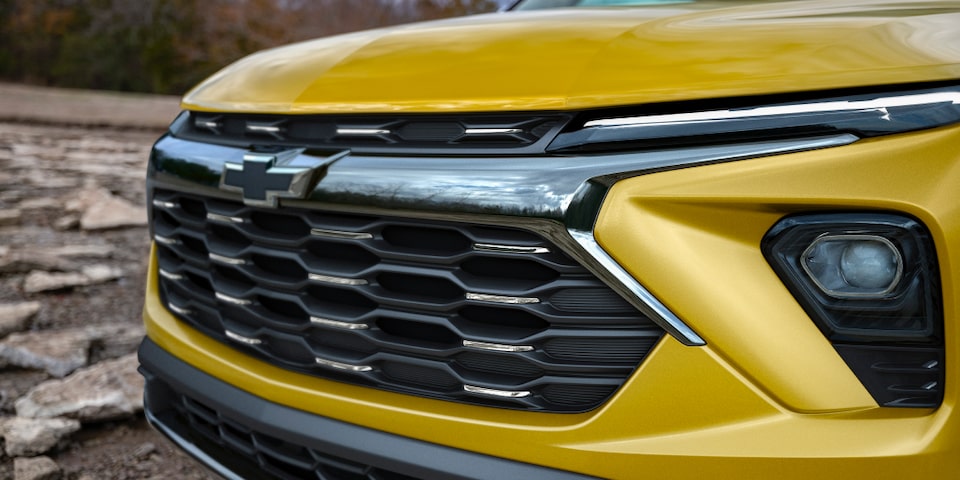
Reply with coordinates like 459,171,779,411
154,189,663,412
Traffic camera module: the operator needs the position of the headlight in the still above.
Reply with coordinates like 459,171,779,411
763,213,944,408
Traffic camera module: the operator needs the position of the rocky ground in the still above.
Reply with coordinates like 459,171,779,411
0,84,213,479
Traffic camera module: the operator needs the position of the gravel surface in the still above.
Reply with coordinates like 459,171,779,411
0,84,215,479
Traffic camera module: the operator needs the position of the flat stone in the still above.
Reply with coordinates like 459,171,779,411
14,456,61,480
0,252,78,275
51,215,78,231
0,323,143,377
0,208,21,227
21,271,88,293
0,328,91,378
2,416,81,457
21,265,122,293
17,198,61,211
69,187,146,230
15,353,144,422
0,302,41,338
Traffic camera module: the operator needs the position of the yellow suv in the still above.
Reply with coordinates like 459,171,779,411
139,1,960,478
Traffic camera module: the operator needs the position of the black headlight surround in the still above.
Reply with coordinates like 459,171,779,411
762,212,942,344
763,212,944,408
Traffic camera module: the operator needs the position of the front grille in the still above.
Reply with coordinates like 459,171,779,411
150,376,419,480
173,111,572,155
152,188,663,412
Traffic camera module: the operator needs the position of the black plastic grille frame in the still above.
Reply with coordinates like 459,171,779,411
173,111,572,155
150,377,419,480
152,189,663,412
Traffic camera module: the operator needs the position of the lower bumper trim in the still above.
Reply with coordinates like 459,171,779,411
138,337,599,480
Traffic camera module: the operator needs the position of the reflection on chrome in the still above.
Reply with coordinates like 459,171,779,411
310,316,370,330
463,340,534,352
473,243,550,254
315,356,373,372
466,292,540,304
206,213,245,224
152,199,177,209
209,253,246,265
158,269,183,281
215,292,252,305
308,273,368,286
225,330,262,345
463,384,531,398
310,228,374,240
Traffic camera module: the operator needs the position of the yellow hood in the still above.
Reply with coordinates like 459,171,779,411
182,0,960,114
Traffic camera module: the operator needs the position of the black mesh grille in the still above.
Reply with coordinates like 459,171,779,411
174,111,572,155
166,385,420,480
153,189,663,412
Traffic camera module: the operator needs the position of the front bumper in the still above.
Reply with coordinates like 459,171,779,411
142,121,960,478
139,337,597,480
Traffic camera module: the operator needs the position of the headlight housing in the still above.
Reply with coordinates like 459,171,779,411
763,213,944,407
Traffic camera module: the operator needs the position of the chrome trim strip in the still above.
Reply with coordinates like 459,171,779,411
310,316,369,330
568,229,706,346
308,273,368,286
463,384,531,398
167,302,192,316
473,243,550,254
246,124,281,134
215,292,252,305
206,212,245,224
585,91,960,128
464,128,523,135
154,235,180,246
158,269,183,281
466,292,540,305
315,356,373,372
225,330,262,345
310,228,374,240
209,253,246,265
463,340,534,353
337,128,391,136
152,199,177,209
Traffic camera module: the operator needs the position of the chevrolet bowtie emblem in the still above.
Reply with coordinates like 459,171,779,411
220,149,348,207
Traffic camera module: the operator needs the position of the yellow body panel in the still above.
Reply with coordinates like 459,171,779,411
143,123,960,477
183,1,960,114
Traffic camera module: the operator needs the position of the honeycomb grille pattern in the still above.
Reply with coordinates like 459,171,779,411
152,189,663,412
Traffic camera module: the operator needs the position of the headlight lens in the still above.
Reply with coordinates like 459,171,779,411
802,235,903,298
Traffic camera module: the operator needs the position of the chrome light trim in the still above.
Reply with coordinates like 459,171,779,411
337,128,390,136
473,243,550,254
158,269,184,281
152,199,177,209
167,302,192,316
154,234,180,246
315,356,373,372
464,128,523,135
569,229,706,346
463,384,531,398
308,273,368,286
310,228,373,240
310,316,370,330
215,292,252,306
225,330,262,345
463,340,534,353
209,253,246,265
206,212,245,224
466,292,540,305
585,91,960,128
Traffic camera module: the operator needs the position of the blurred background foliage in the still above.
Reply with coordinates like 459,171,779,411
0,0,500,95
